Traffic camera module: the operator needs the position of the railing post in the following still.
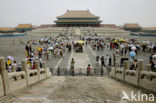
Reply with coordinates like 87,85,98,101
123,61,128,81
43,61,48,78
0,57,9,95
22,59,29,86
35,60,40,80
114,61,118,78
136,59,143,86
147,64,151,71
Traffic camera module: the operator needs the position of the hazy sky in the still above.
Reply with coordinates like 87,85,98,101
0,0,156,27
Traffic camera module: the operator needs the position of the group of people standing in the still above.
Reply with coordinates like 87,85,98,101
96,54,116,68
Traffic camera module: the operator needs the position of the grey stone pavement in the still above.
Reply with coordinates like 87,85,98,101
0,76,145,103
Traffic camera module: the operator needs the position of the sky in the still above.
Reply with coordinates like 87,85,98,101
0,0,156,27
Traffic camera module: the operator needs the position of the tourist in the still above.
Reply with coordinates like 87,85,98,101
12,61,17,71
87,64,91,76
60,49,63,58
96,56,99,66
105,55,109,67
149,54,153,64
109,54,112,66
153,44,156,53
39,57,43,68
38,51,42,58
6,58,11,71
70,58,75,74
32,61,35,70
130,59,137,70
100,56,105,67
17,63,22,71
8,64,12,72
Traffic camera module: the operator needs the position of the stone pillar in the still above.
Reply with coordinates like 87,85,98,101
0,57,9,95
136,59,143,86
137,59,144,71
43,61,48,78
114,61,118,77
22,59,29,86
123,61,128,81
35,60,40,80
11,64,16,72
147,64,151,71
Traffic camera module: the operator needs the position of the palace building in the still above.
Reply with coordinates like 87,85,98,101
16,24,33,32
54,10,102,27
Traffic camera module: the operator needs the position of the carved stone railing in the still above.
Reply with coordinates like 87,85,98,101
125,70,138,85
110,59,156,93
28,70,38,85
40,69,46,80
139,71,156,92
8,71,27,92
126,70,136,77
116,69,124,81
0,74,4,97
0,57,51,97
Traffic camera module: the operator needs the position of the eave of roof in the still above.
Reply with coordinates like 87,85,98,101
54,19,102,23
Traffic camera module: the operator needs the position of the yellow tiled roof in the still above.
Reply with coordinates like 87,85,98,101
0,28,15,31
54,19,102,23
141,27,156,31
16,24,32,28
125,23,140,28
57,10,99,18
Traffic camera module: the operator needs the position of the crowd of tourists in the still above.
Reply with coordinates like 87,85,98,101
87,37,156,72
5,34,156,73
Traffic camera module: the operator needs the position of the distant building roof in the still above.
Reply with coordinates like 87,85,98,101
0,27,15,32
124,23,141,29
39,24,56,28
57,10,99,18
16,24,32,29
118,25,124,29
55,19,102,23
100,24,118,28
141,27,156,31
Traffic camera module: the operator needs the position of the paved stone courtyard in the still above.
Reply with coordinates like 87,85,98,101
0,76,143,103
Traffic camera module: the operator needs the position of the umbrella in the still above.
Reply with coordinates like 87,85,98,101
136,45,140,47
120,45,124,48
49,46,53,50
119,39,126,42
36,47,41,51
7,56,14,61
76,41,85,44
113,41,118,43
129,44,134,47
129,51,136,57
131,46,136,51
